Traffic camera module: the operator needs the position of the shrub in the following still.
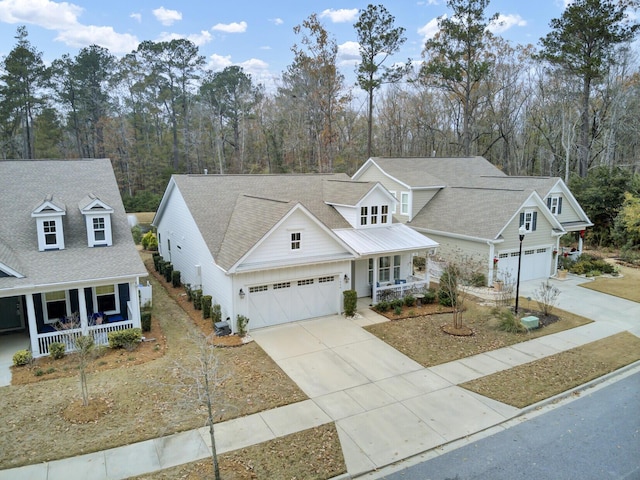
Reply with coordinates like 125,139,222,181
141,231,158,251
422,288,437,304
236,315,250,337
185,283,193,301
13,349,32,366
391,298,404,310
202,295,213,319
131,225,143,245
404,294,416,307
471,272,486,287
534,280,561,316
394,305,402,315
49,342,66,359
374,300,390,312
141,311,152,332
438,266,458,307
164,263,173,282
211,304,222,325
494,308,528,334
343,290,358,317
152,253,161,271
193,289,203,310
171,270,181,288
108,328,142,350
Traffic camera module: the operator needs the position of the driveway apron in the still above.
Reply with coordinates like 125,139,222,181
251,315,520,475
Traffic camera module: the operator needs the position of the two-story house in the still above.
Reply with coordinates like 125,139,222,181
0,159,147,357
152,174,438,330
352,157,593,285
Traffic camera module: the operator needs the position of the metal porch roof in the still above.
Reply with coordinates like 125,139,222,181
333,224,438,257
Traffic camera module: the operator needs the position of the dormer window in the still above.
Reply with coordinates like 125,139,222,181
79,194,113,247
31,196,66,251
547,195,563,215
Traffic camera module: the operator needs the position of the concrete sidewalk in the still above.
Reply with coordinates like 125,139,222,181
1,279,636,480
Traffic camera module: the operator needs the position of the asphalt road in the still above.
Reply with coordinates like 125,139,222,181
380,369,640,480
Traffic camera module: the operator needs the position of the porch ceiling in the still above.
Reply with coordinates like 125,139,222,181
333,224,438,257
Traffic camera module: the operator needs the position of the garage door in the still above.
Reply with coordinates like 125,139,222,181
497,247,551,283
247,275,339,328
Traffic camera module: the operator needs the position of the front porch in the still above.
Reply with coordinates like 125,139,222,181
36,318,135,357
372,274,430,304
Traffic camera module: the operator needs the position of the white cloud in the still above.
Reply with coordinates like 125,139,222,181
338,41,360,65
56,24,138,53
153,7,182,26
0,0,82,29
489,14,527,34
418,16,442,42
320,8,358,23
130,12,141,23
212,21,247,33
270,17,283,26
207,53,233,70
157,30,212,47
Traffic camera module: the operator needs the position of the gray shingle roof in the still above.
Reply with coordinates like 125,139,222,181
0,159,146,291
370,156,506,186
168,173,380,271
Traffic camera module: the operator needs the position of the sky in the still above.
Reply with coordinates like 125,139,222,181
0,0,576,90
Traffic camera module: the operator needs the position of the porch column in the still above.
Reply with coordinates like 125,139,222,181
372,257,379,303
578,234,584,254
77,288,88,335
129,280,141,329
25,293,39,355
487,243,496,285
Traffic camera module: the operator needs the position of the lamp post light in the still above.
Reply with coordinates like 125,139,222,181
514,226,527,315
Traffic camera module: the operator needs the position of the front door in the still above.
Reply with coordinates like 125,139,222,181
0,297,24,332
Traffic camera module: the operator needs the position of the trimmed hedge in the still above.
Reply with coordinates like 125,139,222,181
193,289,203,310
141,311,152,332
171,270,181,288
202,295,212,319
49,342,66,359
343,290,357,317
13,349,32,366
108,328,143,350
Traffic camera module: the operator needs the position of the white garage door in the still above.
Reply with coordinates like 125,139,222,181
497,247,551,283
248,275,339,328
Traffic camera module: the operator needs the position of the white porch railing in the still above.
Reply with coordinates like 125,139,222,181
36,320,134,357
372,277,429,304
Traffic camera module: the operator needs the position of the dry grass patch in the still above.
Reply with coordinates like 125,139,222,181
461,332,640,408
133,423,346,480
365,302,592,368
579,263,640,303
0,253,306,470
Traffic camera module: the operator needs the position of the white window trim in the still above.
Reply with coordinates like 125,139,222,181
290,232,301,251
42,290,71,324
35,216,65,251
400,192,409,215
92,284,120,315
549,196,561,215
523,209,535,233
390,191,397,214
84,213,113,247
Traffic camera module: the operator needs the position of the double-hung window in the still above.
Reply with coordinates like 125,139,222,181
291,232,301,250
43,220,58,246
44,290,68,323
360,206,368,225
547,196,563,215
93,217,106,242
400,192,409,215
370,206,378,224
379,256,391,282
381,205,388,224
520,210,537,232
95,285,118,314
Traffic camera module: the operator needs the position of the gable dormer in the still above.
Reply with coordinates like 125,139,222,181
31,195,66,251
324,180,396,228
79,194,114,247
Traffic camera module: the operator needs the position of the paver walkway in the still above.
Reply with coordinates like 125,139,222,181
0,275,636,479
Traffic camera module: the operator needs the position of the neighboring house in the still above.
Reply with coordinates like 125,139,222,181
352,157,593,285
0,159,147,357
152,174,438,331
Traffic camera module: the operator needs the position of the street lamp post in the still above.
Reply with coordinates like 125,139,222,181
514,226,527,315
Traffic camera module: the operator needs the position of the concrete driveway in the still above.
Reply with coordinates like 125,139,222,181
519,275,640,336
251,314,519,475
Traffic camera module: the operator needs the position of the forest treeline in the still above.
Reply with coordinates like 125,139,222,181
1,0,639,252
